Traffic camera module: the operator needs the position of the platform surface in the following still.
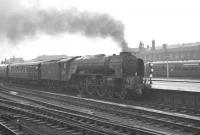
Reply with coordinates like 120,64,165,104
152,78,200,92
152,78,200,83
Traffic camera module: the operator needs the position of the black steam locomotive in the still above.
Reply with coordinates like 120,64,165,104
0,52,150,99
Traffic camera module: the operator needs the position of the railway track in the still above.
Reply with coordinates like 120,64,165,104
5,83,200,117
0,96,162,134
0,100,124,135
4,84,200,117
0,116,24,135
1,85,200,135
93,95,200,117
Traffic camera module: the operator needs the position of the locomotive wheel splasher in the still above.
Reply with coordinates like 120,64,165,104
97,86,106,97
118,89,128,99
87,85,97,96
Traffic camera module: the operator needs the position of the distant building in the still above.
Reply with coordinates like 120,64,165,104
133,40,200,62
32,55,69,61
2,56,24,64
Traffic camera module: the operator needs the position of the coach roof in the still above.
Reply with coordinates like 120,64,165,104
9,61,42,66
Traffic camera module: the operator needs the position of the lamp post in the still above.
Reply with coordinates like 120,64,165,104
162,44,169,78
166,56,169,78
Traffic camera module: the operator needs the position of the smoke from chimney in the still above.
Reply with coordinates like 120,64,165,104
0,0,128,51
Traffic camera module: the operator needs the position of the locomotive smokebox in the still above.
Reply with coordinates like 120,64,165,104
120,51,132,56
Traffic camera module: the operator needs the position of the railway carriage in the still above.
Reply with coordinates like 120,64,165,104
149,60,200,78
7,62,41,83
0,64,8,80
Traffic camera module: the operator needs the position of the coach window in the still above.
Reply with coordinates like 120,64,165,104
35,66,38,71
169,53,172,60
187,52,190,60
174,66,178,71
149,55,151,61
159,54,161,60
19,66,21,72
144,56,147,61
29,66,32,72
64,63,66,69
161,65,164,71
32,66,34,71
191,67,197,71
193,52,198,59
183,66,188,71
192,52,196,59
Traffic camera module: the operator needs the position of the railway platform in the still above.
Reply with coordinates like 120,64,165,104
147,78,200,109
152,78,200,83
152,78,200,92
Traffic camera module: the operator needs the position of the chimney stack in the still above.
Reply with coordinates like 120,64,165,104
162,44,167,49
139,41,144,52
152,40,155,50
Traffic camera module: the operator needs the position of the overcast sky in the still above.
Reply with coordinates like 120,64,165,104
0,0,200,61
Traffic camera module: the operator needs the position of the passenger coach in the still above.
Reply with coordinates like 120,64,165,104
7,62,41,83
149,60,200,78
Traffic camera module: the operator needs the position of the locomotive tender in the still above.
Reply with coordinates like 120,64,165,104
0,52,150,99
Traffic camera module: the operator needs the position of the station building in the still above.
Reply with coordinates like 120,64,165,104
132,40,200,62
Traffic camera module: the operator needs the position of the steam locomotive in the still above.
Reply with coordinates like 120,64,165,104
0,52,150,99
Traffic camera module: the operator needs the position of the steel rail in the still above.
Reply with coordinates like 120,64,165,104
1,86,200,134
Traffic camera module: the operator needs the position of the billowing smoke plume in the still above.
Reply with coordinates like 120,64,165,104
0,0,128,50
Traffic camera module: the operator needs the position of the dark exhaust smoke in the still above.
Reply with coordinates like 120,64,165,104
0,0,129,50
